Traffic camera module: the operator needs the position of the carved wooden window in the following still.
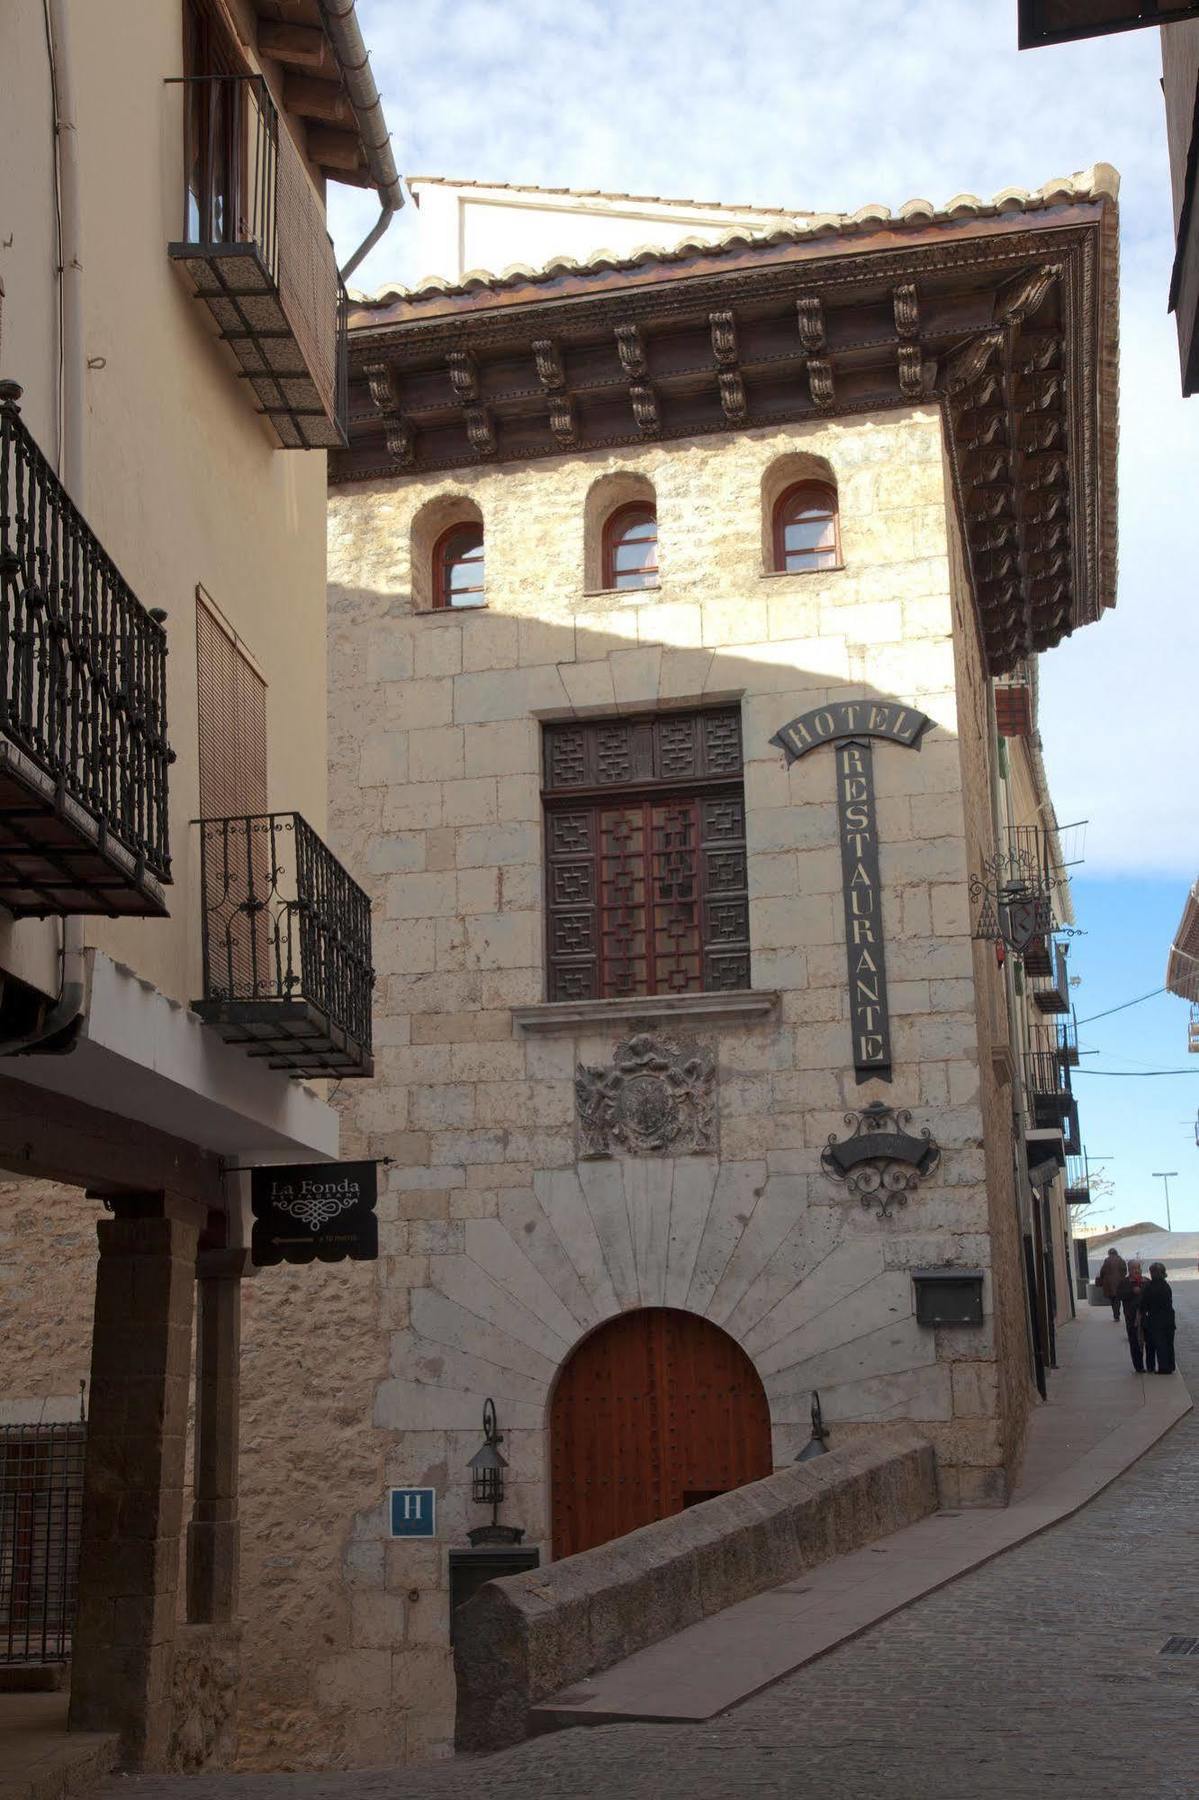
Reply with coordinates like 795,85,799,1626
602,503,658,591
434,522,485,608
772,481,840,574
543,709,749,1001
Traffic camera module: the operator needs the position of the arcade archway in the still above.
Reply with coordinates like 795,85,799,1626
549,1307,774,1559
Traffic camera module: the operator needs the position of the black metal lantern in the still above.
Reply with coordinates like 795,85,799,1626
466,1399,525,1547
795,1391,830,1462
468,1398,507,1509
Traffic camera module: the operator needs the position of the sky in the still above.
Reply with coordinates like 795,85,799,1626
326,0,1199,1229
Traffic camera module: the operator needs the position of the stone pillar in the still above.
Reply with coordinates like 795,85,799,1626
187,1253,244,1624
69,1192,203,1769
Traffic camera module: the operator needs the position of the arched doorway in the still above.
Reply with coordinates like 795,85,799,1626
549,1307,774,1560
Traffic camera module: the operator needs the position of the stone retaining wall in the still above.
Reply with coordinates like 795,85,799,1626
454,1428,937,1751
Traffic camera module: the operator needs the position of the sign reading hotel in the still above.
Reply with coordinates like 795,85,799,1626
250,1159,379,1266
769,702,933,1083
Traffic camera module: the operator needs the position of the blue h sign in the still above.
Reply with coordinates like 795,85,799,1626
390,1487,436,1538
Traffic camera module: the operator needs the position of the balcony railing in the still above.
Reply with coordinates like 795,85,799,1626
195,812,373,1076
1025,1045,1074,1131
0,385,171,916
1063,1153,1090,1207
1030,939,1070,1014
167,74,348,450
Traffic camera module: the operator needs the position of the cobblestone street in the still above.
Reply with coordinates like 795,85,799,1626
119,1239,1199,1800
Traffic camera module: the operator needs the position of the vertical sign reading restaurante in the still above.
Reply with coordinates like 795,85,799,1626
770,702,932,1083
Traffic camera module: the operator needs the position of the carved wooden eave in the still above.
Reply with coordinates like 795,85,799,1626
333,173,1119,673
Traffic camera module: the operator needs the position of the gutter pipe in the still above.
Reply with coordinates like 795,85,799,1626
316,0,404,282
1,0,87,1058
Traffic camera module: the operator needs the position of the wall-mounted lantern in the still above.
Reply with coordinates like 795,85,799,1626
466,1398,525,1548
795,1391,830,1462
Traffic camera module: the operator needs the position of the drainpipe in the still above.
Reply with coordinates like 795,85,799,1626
0,0,87,1057
316,0,403,282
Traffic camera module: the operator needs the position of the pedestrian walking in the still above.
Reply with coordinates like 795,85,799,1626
1094,1246,1127,1321
1117,1259,1147,1372
1140,1263,1177,1376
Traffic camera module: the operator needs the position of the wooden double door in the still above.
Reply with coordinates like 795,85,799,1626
549,1307,773,1560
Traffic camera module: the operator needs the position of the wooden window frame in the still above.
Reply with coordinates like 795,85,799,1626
771,480,841,575
433,521,486,610
542,709,750,1003
602,502,659,592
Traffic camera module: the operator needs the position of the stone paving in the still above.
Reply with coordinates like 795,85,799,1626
118,1235,1199,1800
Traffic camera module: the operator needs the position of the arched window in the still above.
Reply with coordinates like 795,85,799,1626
603,503,658,591
772,482,840,574
434,521,485,608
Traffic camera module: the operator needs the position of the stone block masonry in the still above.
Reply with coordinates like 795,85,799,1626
454,1430,938,1751
186,406,1035,1767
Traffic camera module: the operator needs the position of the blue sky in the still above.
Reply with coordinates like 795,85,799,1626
326,1,1199,1228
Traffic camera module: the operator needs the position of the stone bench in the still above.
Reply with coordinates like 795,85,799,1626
454,1426,937,1750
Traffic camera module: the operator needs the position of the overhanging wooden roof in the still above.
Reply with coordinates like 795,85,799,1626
251,0,397,196
1167,881,1199,1000
333,168,1120,676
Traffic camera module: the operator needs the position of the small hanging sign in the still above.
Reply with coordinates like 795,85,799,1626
250,1159,379,1266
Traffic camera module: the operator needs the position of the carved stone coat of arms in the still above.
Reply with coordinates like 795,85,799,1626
575,1034,716,1159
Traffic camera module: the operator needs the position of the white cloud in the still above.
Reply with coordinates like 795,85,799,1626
329,0,1199,873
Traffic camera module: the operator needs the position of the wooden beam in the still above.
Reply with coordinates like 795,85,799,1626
306,125,365,173
0,1074,222,1205
283,73,354,128
258,18,332,71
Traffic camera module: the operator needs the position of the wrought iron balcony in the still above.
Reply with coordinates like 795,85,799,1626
1025,1045,1074,1132
1056,1013,1080,1068
1030,940,1070,1014
195,812,373,1077
0,385,171,917
168,74,348,450
1063,1153,1090,1208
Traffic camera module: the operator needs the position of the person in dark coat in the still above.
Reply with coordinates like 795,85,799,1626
1140,1263,1177,1375
1116,1260,1147,1372
1095,1246,1127,1321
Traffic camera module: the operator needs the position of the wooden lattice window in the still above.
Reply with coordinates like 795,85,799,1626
543,709,749,1001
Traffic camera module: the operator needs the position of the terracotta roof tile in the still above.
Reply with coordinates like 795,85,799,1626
352,165,1120,306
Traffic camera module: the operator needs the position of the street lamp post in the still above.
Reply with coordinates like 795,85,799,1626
1151,1171,1178,1234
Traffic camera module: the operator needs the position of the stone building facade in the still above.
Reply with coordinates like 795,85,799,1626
304,174,1116,1761
1,169,1117,1770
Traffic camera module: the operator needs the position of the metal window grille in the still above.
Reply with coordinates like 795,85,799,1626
0,1424,86,1664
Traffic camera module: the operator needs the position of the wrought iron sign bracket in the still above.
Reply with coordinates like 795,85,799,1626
821,1102,942,1219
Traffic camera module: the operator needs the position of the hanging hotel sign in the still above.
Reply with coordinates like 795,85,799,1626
250,1160,379,1266
770,702,933,1083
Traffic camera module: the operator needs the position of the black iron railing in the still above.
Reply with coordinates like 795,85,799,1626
0,385,172,895
1063,1153,1090,1205
196,812,373,1075
1025,1046,1073,1115
177,73,279,275
0,1423,85,1664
